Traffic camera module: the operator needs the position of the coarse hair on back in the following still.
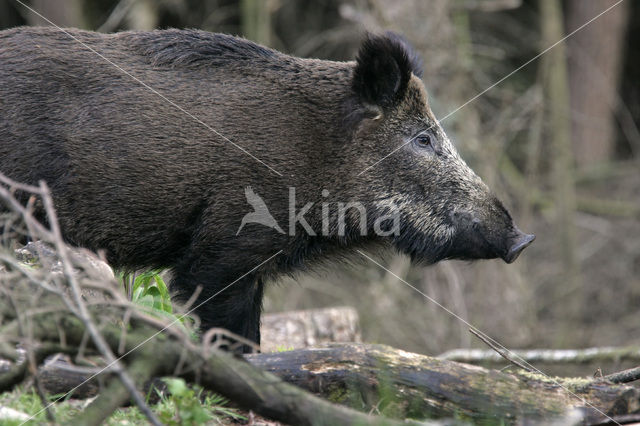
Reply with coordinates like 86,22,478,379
129,29,281,68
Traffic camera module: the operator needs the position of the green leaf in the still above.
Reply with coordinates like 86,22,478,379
153,275,170,300
164,378,188,397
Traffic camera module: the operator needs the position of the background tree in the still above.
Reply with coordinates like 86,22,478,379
566,0,630,168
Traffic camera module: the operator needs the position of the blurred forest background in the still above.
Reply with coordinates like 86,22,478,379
0,0,638,362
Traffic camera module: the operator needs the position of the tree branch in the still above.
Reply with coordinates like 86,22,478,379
604,366,640,384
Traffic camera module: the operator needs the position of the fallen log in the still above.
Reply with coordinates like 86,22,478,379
246,343,640,425
20,342,640,425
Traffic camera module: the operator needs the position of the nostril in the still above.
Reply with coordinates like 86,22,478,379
503,232,535,263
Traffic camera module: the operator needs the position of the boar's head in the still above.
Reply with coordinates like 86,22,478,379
347,33,534,264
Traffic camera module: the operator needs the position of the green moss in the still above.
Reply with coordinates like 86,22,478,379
516,371,594,392
274,345,294,352
327,384,348,404
0,387,80,425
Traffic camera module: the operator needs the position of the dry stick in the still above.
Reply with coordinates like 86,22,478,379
0,187,53,242
468,328,535,373
202,327,261,355
22,195,57,274
180,284,203,313
25,315,55,422
603,366,640,384
68,356,160,426
0,174,42,194
32,372,55,422
37,181,162,426
43,361,103,376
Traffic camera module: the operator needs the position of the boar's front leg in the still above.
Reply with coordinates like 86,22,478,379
171,256,264,354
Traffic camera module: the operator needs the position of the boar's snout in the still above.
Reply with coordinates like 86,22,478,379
502,228,535,264
445,197,534,263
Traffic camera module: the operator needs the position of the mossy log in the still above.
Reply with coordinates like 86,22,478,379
25,342,640,424
246,344,640,425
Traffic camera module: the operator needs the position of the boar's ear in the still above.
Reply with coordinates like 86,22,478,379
352,32,423,113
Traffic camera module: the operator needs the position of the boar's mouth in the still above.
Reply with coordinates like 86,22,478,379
501,228,535,263
441,197,535,264
440,220,535,264
390,206,535,264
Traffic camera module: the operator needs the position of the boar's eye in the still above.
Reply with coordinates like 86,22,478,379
413,134,432,149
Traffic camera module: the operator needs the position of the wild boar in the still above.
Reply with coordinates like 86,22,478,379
0,27,534,351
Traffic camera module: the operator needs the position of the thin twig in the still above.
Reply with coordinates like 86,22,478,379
181,284,203,313
0,174,43,194
33,374,55,422
202,327,261,356
0,186,54,242
118,309,132,355
468,328,535,372
44,359,107,376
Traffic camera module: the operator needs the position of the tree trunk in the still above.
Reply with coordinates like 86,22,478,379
241,0,272,45
566,0,630,168
539,0,580,317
